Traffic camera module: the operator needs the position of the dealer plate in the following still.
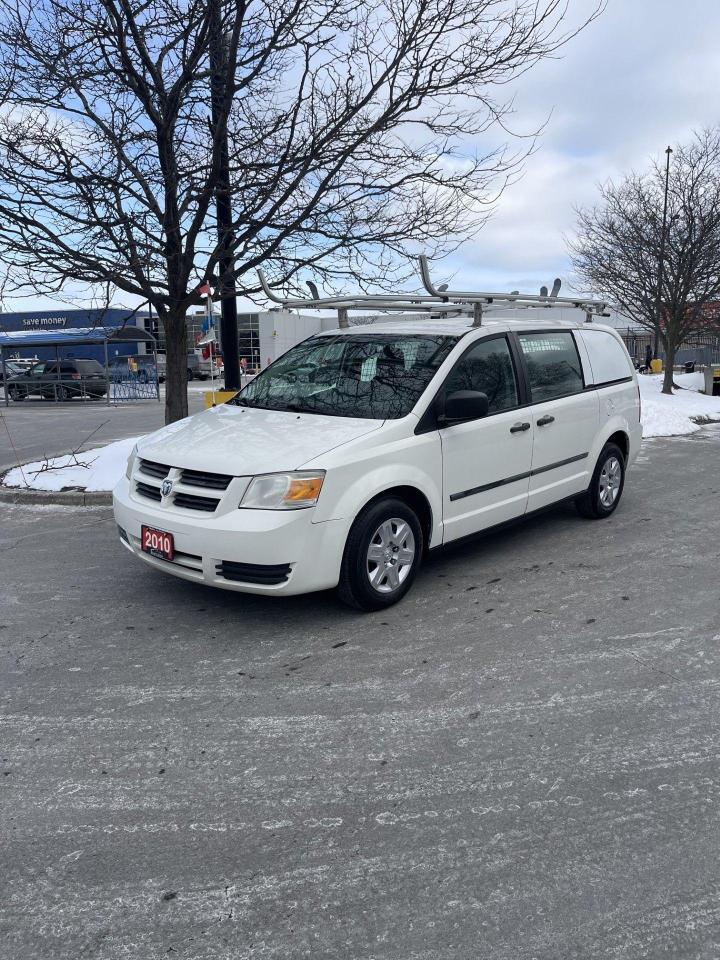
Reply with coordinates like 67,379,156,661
141,525,174,561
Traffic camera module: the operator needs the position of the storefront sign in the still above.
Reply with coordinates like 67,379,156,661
21,316,67,327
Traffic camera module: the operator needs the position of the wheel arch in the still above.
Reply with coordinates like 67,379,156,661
606,430,630,461
354,485,434,556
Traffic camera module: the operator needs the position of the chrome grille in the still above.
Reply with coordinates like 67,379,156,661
139,459,170,480
180,468,232,490
136,481,162,502
173,492,220,512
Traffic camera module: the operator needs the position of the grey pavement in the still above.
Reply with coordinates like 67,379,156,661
2,431,720,959
0,391,206,474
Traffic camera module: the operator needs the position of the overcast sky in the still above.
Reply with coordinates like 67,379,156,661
6,0,720,314
447,0,720,298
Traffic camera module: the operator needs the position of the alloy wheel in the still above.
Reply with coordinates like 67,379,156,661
366,518,416,594
599,456,622,508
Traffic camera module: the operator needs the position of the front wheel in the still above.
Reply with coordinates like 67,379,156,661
337,497,423,611
8,386,25,402
575,443,625,519
186,369,194,382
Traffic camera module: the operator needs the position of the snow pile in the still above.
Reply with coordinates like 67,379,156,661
639,373,720,439
1,436,139,491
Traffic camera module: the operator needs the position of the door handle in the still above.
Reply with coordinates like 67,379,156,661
537,415,555,426
510,421,531,434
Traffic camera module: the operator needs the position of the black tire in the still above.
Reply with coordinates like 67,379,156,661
186,369,194,382
56,384,70,401
337,497,423,611
8,386,24,402
575,443,626,519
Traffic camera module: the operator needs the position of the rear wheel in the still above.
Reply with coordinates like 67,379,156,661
187,369,194,382
338,497,423,611
575,443,625,519
56,384,70,401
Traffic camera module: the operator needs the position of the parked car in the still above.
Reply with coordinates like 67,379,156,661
114,317,641,611
7,359,108,401
1,360,24,379
5,357,39,373
156,352,216,382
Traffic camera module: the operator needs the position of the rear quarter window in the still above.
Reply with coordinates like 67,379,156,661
75,360,105,373
578,330,634,385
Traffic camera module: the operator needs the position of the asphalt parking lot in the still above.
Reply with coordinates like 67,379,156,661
2,429,720,959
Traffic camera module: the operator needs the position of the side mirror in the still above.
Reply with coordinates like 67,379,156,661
442,390,489,424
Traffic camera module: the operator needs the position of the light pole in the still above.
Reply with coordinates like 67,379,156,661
653,145,673,359
209,0,241,392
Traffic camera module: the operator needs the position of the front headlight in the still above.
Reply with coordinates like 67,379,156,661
125,444,138,480
239,471,325,510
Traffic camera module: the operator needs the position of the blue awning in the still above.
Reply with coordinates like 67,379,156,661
0,326,156,349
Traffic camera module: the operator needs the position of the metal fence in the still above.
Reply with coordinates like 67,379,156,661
110,367,160,402
617,328,720,366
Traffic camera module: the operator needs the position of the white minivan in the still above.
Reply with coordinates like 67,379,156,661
113,316,641,610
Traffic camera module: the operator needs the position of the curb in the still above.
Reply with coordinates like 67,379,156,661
0,487,112,507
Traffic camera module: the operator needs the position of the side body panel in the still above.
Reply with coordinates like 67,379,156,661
576,327,643,467
439,411,533,541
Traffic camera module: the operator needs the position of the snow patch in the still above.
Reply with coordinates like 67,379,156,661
639,374,720,439
1,436,139,491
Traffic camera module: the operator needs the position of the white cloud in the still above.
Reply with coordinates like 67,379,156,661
440,0,720,295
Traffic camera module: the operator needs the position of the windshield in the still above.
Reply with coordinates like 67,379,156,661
231,333,457,420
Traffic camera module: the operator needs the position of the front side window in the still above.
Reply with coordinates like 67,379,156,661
518,332,584,402
443,335,519,414
230,334,457,420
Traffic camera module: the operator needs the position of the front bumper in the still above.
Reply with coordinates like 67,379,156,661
112,476,347,596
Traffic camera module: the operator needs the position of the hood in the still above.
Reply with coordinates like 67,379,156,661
137,403,383,475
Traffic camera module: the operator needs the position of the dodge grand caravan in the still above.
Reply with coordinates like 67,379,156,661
113,317,641,610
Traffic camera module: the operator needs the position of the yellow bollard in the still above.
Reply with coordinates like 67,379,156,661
650,358,663,374
204,389,238,408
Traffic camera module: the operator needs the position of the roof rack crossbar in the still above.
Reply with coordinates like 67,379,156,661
257,257,607,315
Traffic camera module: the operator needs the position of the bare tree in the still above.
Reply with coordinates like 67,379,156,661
0,0,603,423
571,130,720,394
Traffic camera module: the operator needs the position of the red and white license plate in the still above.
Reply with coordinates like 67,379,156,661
141,525,174,561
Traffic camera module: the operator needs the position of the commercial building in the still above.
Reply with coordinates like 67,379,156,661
0,308,151,364
0,306,320,370
158,308,320,369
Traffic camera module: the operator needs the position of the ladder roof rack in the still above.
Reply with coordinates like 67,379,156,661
257,256,607,324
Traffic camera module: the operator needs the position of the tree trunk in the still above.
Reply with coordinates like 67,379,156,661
662,333,677,395
164,311,189,423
